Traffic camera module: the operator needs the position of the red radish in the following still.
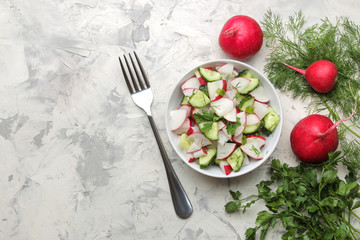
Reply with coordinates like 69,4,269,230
181,77,201,90
218,131,230,145
219,15,263,60
192,147,208,158
246,113,261,125
282,60,338,93
219,161,233,175
249,85,270,103
185,152,195,163
210,97,234,117
240,135,266,159
217,143,237,160
194,70,207,86
178,104,193,117
170,109,188,131
182,88,198,97
223,107,237,122
230,77,251,92
253,101,269,120
173,118,191,135
234,111,247,137
290,103,357,163
187,132,212,153
207,80,227,101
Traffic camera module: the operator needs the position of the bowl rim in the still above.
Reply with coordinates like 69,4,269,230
165,59,283,178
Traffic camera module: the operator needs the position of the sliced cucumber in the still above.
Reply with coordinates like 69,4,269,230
198,121,219,140
238,69,260,94
180,95,190,105
199,148,217,169
189,90,211,108
262,106,280,136
199,67,222,82
226,147,244,172
239,96,255,113
179,133,191,150
243,122,262,135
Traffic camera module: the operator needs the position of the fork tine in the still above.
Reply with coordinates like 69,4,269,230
129,52,147,90
133,52,151,89
119,56,136,94
123,54,141,92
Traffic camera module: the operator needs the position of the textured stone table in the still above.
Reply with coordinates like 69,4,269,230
1,0,360,239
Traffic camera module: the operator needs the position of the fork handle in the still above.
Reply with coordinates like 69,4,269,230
147,115,193,219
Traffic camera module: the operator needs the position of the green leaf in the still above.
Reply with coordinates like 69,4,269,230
320,196,338,209
255,211,273,225
306,205,319,213
200,122,213,132
224,201,240,213
230,190,241,200
322,168,338,184
216,88,226,96
352,201,360,210
245,227,257,240
226,117,241,135
192,109,220,124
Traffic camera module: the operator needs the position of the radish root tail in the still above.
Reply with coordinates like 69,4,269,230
319,80,358,138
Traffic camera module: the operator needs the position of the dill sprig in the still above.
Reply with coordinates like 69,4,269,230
261,10,360,124
261,10,360,173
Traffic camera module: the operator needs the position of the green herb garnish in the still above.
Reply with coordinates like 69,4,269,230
226,117,241,135
192,109,221,124
216,88,226,96
225,153,360,239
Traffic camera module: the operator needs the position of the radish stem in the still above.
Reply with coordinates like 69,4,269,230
281,62,306,75
319,100,357,138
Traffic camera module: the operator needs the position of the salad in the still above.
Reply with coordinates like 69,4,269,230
169,63,280,176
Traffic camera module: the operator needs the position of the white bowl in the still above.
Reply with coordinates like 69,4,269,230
165,59,283,178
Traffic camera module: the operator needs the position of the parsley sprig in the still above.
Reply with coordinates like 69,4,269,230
226,117,242,135
192,109,221,123
225,152,360,239
192,109,221,132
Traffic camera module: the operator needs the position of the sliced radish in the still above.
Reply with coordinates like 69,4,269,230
187,132,212,153
208,80,227,101
218,121,226,131
210,97,234,117
230,77,251,92
253,101,269,120
234,111,247,137
188,124,200,134
185,152,195,162
216,63,234,78
170,109,188,131
178,104,193,118
247,135,266,147
173,117,191,135
192,147,207,158
181,77,201,90
194,70,207,86
243,154,250,166
217,142,237,160
221,127,233,139
249,85,270,103
218,131,230,145
246,113,261,125
219,160,233,175
232,133,243,145
240,135,266,160
182,88,198,97
223,107,237,122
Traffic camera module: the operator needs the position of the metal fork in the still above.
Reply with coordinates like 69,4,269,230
119,52,193,219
